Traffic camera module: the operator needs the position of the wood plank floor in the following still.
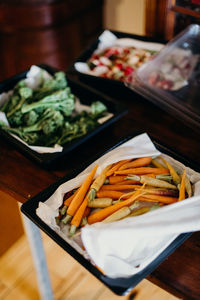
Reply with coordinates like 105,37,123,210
0,232,180,300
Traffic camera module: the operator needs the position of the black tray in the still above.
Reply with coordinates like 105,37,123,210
0,64,128,167
67,30,166,90
21,132,198,296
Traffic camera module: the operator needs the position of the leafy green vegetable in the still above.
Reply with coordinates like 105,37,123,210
0,69,109,147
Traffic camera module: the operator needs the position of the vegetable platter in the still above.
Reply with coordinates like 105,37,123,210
68,30,165,89
21,132,200,295
0,64,127,166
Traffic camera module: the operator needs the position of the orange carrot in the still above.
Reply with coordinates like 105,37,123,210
141,194,178,204
69,193,89,236
67,165,98,217
178,170,186,201
115,180,141,185
106,159,132,177
96,190,126,199
108,175,128,184
64,188,79,206
115,167,170,176
88,185,145,224
100,184,141,191
118,157,152,171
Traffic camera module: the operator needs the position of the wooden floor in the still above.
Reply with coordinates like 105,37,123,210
0,232,180,300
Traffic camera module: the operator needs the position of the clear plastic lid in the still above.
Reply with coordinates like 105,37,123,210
126,24,200,130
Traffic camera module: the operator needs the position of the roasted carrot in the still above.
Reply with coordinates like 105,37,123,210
64,188,79,206
141,194,178,204
69,192,89,236
108,175,126,184
178,170,186,201
66,165,98,218
96,190,126,199
126,175,177,190
184,174,192,198
135,187,178,197
160,157,180,185
106,159,132,177
151,158,165,168
100,184,141,191
102,206,132,223
88,164,112,201
115,167,170,176
80,206,91,226
88,198,113,208
118,156,152,171
117,179,141,185
88,185,145,224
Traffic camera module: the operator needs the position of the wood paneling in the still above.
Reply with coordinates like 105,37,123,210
0,0,104,81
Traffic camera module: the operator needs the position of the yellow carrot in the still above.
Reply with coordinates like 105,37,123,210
88,185,145,224
151,158,165,168
178,170,186,201
88,198,113,208
118,157,152,171
160,157,180,185
100,184,141,191
67,165,98,217
106,159,132,177
127,175,177,189
115,167,169,176
88,164,112,201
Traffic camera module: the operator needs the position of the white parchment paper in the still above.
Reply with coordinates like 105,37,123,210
36,132,200,278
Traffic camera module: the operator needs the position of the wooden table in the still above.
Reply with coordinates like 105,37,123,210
1,80,200,300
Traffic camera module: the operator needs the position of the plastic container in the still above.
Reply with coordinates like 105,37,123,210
126,24,200,132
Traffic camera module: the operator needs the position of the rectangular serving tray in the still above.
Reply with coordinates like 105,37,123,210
0,64,128,167
21,132,198,296
67,30,166,89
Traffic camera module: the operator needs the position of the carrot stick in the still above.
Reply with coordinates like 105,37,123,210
88,185,146,224
160,157,180,185
96,190,126,199
67,165,98,217
100,184,141,191
178,170,186,201
115,167,170,175
141,194,178,204
69,192,89,236
118,157,152,171
106,159,132,177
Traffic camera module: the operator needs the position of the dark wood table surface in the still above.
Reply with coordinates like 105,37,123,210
0,78,200,300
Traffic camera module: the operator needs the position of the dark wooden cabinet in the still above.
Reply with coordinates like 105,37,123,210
145,0,200,40
0,0,104,81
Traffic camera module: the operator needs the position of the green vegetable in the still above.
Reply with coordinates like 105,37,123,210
0,69,109,147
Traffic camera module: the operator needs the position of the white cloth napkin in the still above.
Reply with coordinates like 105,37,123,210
36,132,200,278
